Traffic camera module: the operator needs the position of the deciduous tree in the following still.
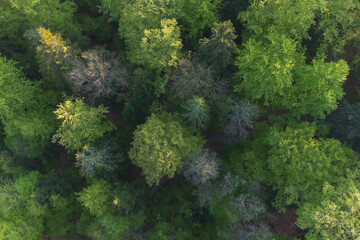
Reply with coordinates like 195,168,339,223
197,21,237,74
53,98,114,151
68,46,128,102
129,111,204,186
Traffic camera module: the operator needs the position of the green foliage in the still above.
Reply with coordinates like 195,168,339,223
0,172,45,239
265,123,358,209
135,19,182,71
34,172,72,206
318,0,360,56
87,212,145,240
129,111,204,185
44,194,78,237
122,68,157,126
0,56,57,158
77,179,113,217
297,173,360,240
235,34,300,104
34,27,74,91
197,20,237,74
6,0,80,33
0,219,42,240
103,0,220,44
181,96,210,129
283,57,348,119
0,0,80,49
112,179,150,215
53,98,114,151
179,0,221,41
240,0,320,41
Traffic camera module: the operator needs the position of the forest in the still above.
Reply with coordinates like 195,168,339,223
0,0,360,239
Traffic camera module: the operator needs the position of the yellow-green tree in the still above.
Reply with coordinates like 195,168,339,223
53,98,114,151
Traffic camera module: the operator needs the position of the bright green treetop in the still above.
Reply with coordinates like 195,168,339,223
240,0,321,41
53,98,114,151
265,123,358,209
235,34,301,104
136,19,182,70
297,172,360,240
77,179,113,217
129,111,204,186
283,57,348,119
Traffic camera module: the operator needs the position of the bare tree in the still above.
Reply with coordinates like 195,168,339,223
183,148,219,186
168,58,228,102
68,46,128,102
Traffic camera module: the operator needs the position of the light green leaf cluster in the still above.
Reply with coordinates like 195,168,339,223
240,0,322,41
265,123,358,209
8,0,79,33
0,56,56,157
283,57,349,119
235,34,300,104
77,179,113,217
53,98,114,151
0,172,45,240
129,111,204,186
138,19,182,70
297,175,360,239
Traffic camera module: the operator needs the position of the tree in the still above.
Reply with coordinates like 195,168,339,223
222,98,259,139
240,0,320,41
135,19,182,71
122,68,157,126
0,171,45,239
296,172,360,240
235,34,301,105
264,123,358,209
68,46,128,102
197,20,237,74
283,57,348,119
129,111,204,186
169,58,228,102
102,0,220,43
183,149,219,186
0,0,80,49
4,0,80,34
77,179,113,217
87,213,145,240
181,96,210,130
112,179,150,215
75,137,125,177
53,98,114,151
33,172,72,206
34,27,74,91
317,0,360,56
0,219,42,240
0,56,57,158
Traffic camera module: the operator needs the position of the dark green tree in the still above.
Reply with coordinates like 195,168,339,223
197,20,237,74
